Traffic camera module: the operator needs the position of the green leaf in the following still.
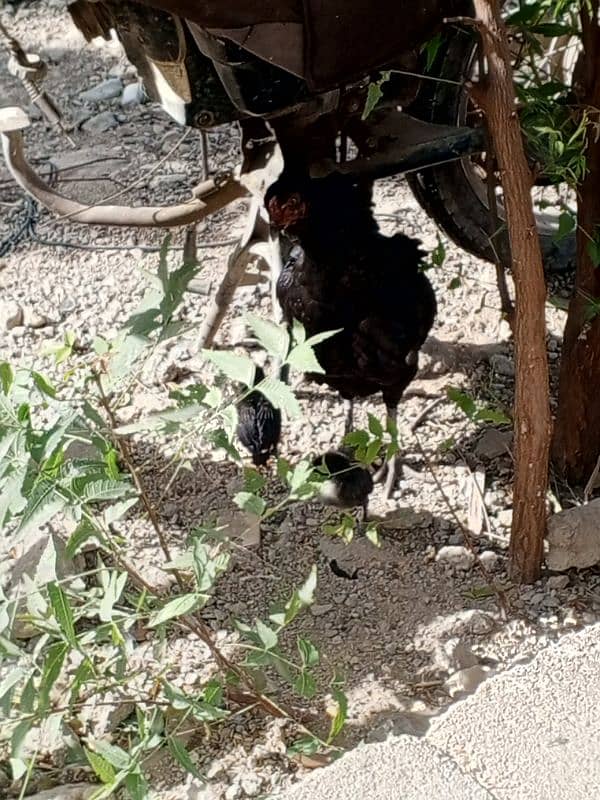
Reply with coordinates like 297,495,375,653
255,619,278,650
71,477,131,503
99,571,128,622
0,668,25,707
294,671,317,698
148,593,201,627
10,757,28,781
92,740,131,770
38,642,68,713
473,407,511,425
233,491,266,517
66,519,103,558
365,522,381,548
431,235,446,267
304,329,344,347
0,362,14,395
554,211,575,242
258,377,301,418
69,657,94,707
361,71,390,120
447,387,478,419
86,749,116,784
202,350,255,386
243,467,267,494
19,674,36,714
167,736,204,780
47,582,77,646
15,479,67,540
31,371,57,399
297,565,317,607
125,771,149,800
422,31,443,72
367,414,384,438
327,685,348,743
297,637,319,668
245,313,289,360
587,237,600,268
11,718,32,760
448,276,461,290
286,342,325,374
287,736,321,756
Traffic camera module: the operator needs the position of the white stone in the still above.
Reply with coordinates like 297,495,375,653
546,499,600,571
436,546,475,571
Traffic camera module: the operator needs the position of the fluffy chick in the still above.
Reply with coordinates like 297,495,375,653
237,365,281,467
312,448,374,520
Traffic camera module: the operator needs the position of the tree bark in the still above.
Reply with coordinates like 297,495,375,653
552,2,600,484
472,0,551,583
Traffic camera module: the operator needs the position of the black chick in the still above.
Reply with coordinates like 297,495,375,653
266,169,437,498
236,365,281,467
312,448,374,521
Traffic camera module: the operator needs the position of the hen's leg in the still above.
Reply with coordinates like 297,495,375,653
382,404,401,500
343,399,354,437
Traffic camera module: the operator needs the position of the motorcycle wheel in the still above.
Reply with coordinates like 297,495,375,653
406,25,578,273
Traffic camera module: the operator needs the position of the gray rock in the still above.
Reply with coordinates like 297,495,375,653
23,306,49,329
367,709,433,742
479,550,499,570
80,78,123,103
121,82,146,106
444,665,490,697
81,111,119,134
434,637,479,674
310,603,333,617
547,574,569,590
475,428,512,459
496,509,513,528
436,545,475,571
489,353,515,377
0,300,23,330
19,786,96,800
546,499,600,571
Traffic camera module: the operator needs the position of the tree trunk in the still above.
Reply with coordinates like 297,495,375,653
552,3,600,484
472,0,551,583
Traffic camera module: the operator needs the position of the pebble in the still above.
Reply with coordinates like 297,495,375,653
546,574,569,591
496,509,513,528
475,428,512,459
444,665,490,697
121,82,146,106
310,603,333,617
436,545,475,571
0,300,23,330
489,353,515,377
479,550,499,570
80,78,123,103
23,306,49,329
81,111,119,134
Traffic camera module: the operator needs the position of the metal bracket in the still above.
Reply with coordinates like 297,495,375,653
0,106,248,227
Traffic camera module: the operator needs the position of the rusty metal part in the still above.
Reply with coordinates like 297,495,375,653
196,120,283,347
312,110,485,180
0,18,75,145
0,107,247,228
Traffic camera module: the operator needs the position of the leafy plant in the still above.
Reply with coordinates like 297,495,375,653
0,240,348,798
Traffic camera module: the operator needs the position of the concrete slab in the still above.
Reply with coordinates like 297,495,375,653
428,624,600,800
277,625,600,800
277,737,495,800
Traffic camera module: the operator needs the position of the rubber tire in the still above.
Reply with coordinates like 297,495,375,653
406,28,576,273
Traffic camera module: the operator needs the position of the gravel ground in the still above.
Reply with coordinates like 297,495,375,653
1,3,599,800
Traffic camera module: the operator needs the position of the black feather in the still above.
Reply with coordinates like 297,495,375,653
236,366,281,467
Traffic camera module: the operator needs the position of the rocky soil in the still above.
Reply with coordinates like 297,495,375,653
1,2,599,800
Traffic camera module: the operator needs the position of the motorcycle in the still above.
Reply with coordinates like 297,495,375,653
1,0,577,275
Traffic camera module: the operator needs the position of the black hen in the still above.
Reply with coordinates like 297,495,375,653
266,170,437,497
312,448,374,520
236,365,281,467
